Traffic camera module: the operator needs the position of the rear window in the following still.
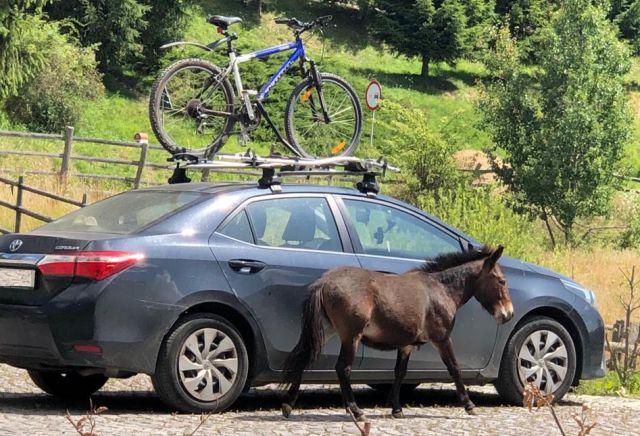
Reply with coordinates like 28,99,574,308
39,191,204,235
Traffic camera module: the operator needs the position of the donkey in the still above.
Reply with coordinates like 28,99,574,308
281,245,513,420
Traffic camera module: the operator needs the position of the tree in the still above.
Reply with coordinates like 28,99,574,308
0,0,51,99
613,0,640,54
495,0,555,41
138,0,191,74
46,0,149,74
460,0,497,57
4,22,104,132
373,0,472,77
479,0,631,245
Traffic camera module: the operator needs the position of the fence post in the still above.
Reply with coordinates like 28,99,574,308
202,168,210,182
134,143,148,189
60,126,74,182
81,193,88,208
14,176,23,233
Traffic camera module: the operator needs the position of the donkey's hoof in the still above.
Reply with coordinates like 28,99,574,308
465,407,477,416
353,413,368,422
282,403,293,418
392,410,405,419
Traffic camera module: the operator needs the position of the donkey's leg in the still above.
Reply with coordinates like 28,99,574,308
388,345,413,419
435,338,476,415
336,337,365,420
282,381,302,417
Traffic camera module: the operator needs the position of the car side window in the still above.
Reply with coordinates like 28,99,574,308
219,210,254,244
245,197,343,252
343,199,460,259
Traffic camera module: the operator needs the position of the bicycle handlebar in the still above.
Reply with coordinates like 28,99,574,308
274,15,333,33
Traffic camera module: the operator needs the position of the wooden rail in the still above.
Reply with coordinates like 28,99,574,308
0,175,87,234
0,127,167,188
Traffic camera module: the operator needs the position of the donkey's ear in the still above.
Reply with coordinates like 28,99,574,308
483,245,504,270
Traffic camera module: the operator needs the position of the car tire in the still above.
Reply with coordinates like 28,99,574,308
367,383,420,394
495,316,577,405
152,313,249,413
27,370,108,398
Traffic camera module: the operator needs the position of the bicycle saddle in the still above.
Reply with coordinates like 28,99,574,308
208,15,242,29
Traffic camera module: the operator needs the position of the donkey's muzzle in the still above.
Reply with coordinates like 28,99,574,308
496,302,514,324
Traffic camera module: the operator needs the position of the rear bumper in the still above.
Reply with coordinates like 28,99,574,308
0,304,63,368
0,281,182,374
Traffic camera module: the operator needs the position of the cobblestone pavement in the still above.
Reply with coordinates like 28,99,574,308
0,364,638,435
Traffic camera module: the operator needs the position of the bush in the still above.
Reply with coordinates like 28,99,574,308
417,185,544,260
4,24,104,132
377,101,466,204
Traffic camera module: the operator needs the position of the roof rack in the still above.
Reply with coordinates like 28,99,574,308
167,151,399,195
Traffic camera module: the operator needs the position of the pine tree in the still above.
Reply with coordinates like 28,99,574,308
0,0,51,99
373,0,487,77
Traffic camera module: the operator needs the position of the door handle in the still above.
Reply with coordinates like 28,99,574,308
228,259,266,273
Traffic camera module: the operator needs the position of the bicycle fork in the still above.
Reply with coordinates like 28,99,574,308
308,60,331,124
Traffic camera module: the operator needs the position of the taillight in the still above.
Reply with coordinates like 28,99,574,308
38,251,144,280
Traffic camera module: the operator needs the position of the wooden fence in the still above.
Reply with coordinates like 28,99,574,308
0,127,168,188
0,175,87,235
0,127,170,234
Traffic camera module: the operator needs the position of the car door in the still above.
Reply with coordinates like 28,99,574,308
209,194,361,372
336,196,499,371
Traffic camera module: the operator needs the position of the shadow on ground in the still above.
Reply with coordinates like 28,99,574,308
0,385,580,417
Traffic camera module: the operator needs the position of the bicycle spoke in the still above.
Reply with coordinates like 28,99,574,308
155,64,232,152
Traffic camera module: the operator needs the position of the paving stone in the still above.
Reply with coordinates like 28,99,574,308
0,364,638,435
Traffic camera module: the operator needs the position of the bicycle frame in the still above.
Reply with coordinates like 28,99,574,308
233,39,306,101
164,33,329,156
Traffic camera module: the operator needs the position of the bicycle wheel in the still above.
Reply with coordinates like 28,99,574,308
285,73,362,158
150,58,235,156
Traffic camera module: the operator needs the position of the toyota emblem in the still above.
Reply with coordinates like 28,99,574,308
8,239,23,252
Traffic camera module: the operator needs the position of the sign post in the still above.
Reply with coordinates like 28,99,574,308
365,80,382,150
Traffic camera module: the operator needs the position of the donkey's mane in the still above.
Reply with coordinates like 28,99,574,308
418,246,493,273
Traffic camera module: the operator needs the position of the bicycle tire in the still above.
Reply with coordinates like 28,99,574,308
284,73,362,158
149,58,235,156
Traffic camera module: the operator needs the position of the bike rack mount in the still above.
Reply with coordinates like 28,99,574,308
167,151,399,195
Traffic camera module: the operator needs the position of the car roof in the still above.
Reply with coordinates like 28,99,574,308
139,181,378,197
138,182,479,245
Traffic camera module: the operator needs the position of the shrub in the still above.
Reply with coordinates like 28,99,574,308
4,24,104,132
377,101,466,204
417,185,544,260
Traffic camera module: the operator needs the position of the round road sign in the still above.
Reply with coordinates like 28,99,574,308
365,80,382,111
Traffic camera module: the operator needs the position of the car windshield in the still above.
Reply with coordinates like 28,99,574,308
39,191,204,235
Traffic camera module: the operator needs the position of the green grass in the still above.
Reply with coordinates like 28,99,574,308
1,0,640,180
30,1,492,146
574,371,640,398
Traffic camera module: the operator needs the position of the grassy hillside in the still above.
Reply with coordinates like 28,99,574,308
20,1,490,144
3,0,639,173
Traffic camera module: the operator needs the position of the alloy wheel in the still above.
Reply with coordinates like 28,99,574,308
178,327,239,401
517,329,569,394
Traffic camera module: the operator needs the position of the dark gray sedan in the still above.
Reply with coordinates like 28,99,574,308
0,182,604,412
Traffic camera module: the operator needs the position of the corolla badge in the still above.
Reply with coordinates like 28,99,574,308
8,239,23,252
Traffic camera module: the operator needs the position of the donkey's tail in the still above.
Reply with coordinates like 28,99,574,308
281,280,325,390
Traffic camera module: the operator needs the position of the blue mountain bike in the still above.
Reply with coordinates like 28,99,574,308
150,15,363,158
